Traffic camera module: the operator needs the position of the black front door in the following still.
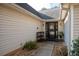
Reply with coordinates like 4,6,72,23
46,22,58,41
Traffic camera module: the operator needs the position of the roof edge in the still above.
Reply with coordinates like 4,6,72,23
11,3,45,21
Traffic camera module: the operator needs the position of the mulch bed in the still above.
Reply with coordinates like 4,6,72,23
5,48,38,56
52,42,68,56
5,42,42,56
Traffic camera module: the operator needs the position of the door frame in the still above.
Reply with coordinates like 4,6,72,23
46,22,58,41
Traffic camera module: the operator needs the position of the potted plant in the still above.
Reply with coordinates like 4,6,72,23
58,32,64,39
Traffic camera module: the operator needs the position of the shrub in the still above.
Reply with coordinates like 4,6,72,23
22,41,37,50
71,37,79,56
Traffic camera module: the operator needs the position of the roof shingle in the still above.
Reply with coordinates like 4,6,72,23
16,3,53,19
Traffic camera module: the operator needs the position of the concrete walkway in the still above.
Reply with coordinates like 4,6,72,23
30,42,53,56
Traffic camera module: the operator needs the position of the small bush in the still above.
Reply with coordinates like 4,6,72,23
22,41,37,50
71,37,79,56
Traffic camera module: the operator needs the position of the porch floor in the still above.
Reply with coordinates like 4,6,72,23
30,41,66,56
30,41,53,56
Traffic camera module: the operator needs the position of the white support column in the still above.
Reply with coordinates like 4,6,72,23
71,5,74,45
43,22,46,39
69,5,74,55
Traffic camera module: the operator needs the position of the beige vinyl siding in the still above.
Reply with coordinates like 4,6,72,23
0,5,43,55
73,5,79,39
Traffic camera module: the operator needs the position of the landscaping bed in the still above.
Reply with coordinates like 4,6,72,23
5,47,39,56
5,42,45,56
51,42,68,56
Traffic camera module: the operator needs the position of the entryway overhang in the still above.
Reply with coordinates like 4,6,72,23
60,3,70,21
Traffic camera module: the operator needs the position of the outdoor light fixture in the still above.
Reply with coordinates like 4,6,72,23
37,27,39,29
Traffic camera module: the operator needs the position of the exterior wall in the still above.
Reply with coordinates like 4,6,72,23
0,5,43,55
73,5,79,40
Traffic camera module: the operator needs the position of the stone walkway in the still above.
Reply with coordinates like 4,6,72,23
30,41,53,56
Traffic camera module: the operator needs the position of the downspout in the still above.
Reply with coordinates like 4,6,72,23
60,3,63,21
43,21,46,40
